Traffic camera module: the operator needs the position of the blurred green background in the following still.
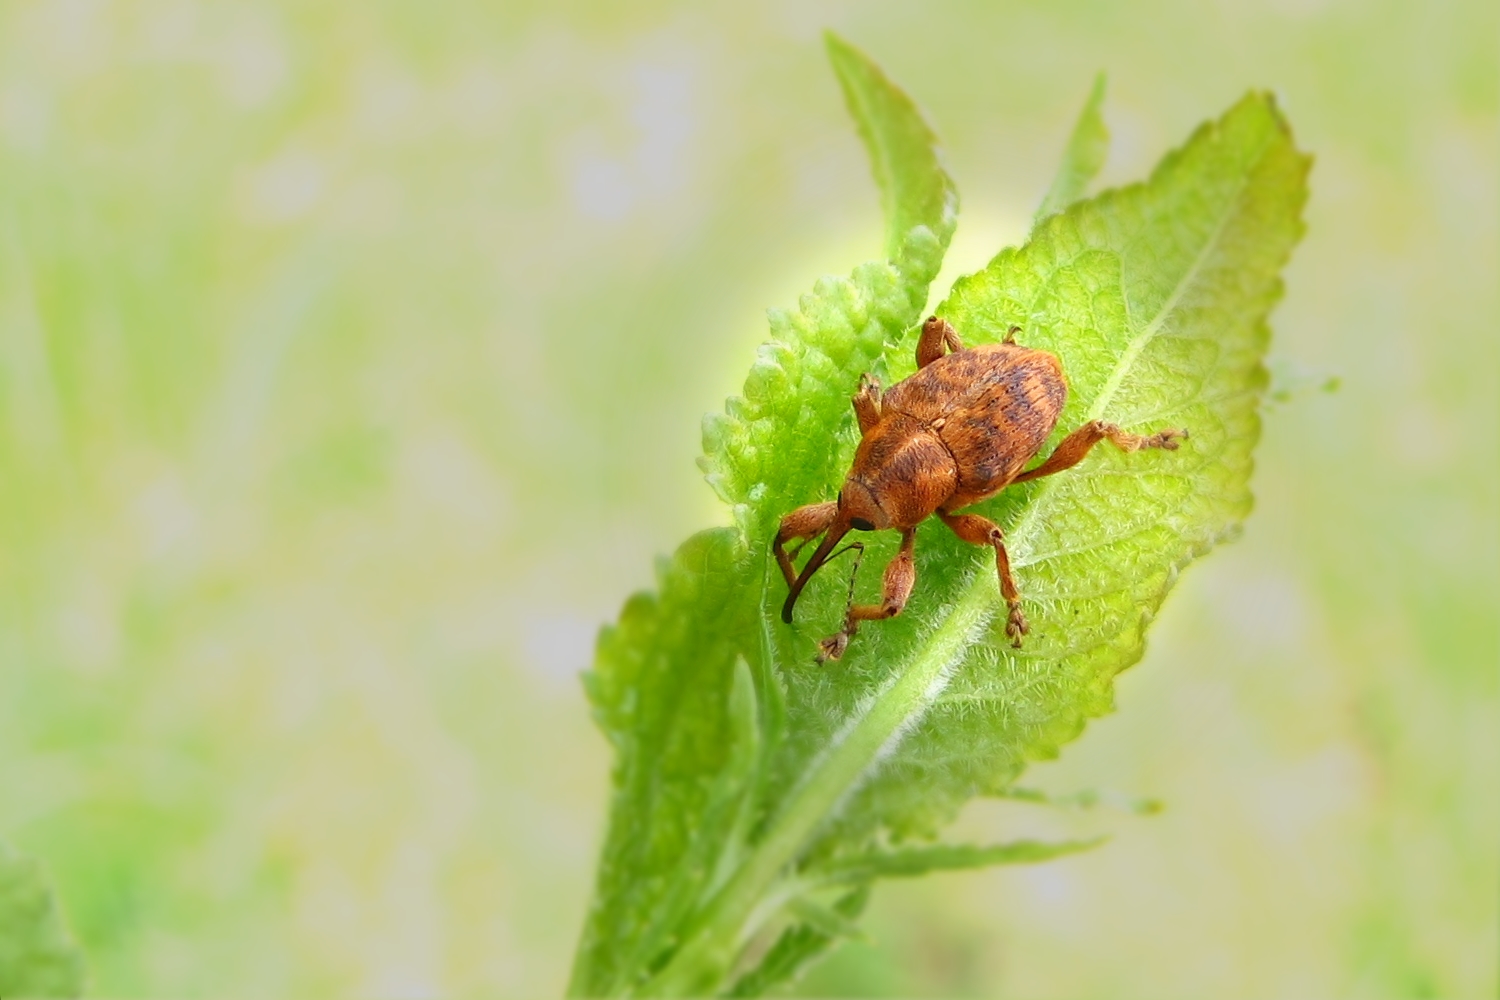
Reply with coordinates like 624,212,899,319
0,0,1494,996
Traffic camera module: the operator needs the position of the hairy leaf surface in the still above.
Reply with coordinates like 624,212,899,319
571,35,1307,998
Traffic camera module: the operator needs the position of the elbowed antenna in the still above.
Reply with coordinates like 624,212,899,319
781,517,851,623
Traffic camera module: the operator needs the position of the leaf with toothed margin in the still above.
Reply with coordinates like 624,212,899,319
569,32,956,999
697,32,957,525
569,31,1309,997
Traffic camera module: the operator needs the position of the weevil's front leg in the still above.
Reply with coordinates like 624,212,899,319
1011,420,1187,485
817,528,917,662
916,315,964,368
939,511,1028,646
773,501,838,590
852,373,882,434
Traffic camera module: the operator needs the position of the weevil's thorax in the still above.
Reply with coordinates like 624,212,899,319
843,412,957,530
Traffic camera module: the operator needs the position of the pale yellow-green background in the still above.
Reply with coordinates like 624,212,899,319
0,1,1494,997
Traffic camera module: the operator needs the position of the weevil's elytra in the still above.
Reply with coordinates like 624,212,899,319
774,316,1187,662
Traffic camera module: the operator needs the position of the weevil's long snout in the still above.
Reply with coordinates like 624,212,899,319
781,518,851,624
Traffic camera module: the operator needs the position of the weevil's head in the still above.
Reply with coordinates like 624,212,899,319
837,477,891,533
779,478,891,625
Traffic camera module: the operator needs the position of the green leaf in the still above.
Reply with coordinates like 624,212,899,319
1266,356,1341,408
783,895,869,941
818,838,1106,884
0,842,87,998
997,785,1164,815
1035,74,1109,224
724,886,870,998
813,89,1311,850
567,529,754,997
697,32,957,525
825,32,958,266
569,38,957,998
570,35,1308,995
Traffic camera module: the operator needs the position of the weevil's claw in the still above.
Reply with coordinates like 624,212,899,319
815,630,851,663
1151,427,1188,450
1005,604,1029,648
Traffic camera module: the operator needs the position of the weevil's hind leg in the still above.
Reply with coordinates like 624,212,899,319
773,501,838,590
939,511,1028,647
1011,420,1188,485
852,373,882,435
916,316,964,368
818,528,917,662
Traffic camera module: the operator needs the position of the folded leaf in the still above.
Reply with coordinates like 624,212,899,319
825,31,959,265
1035,73,1109,224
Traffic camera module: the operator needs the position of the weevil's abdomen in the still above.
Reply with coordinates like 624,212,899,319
883,343,1067,509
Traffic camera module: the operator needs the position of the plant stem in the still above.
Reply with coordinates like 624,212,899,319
637,583,994,997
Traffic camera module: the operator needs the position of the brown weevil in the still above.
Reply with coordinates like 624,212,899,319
774,316,1186,661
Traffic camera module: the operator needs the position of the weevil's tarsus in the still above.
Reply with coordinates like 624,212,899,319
853,373,883,433
1012,420,1186,485
916,315,964,369
818,528,917,662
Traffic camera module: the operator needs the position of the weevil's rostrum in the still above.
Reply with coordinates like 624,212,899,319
775,316,1186,662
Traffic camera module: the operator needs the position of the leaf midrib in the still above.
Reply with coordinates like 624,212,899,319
1008,167,1257,565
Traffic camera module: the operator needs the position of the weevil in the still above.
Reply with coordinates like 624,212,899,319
774,315,1186,662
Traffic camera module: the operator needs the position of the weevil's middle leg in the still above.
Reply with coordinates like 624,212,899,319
818,528,917,662
939,511,1028,646
916,315,964,368
774,501,838,591
1011,420,1188,485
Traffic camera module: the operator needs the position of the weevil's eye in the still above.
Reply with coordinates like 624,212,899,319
849,517,875,532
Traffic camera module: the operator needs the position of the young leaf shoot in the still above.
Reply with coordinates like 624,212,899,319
570,32,1308,998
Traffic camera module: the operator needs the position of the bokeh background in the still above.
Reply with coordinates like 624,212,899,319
0,0,1494,997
